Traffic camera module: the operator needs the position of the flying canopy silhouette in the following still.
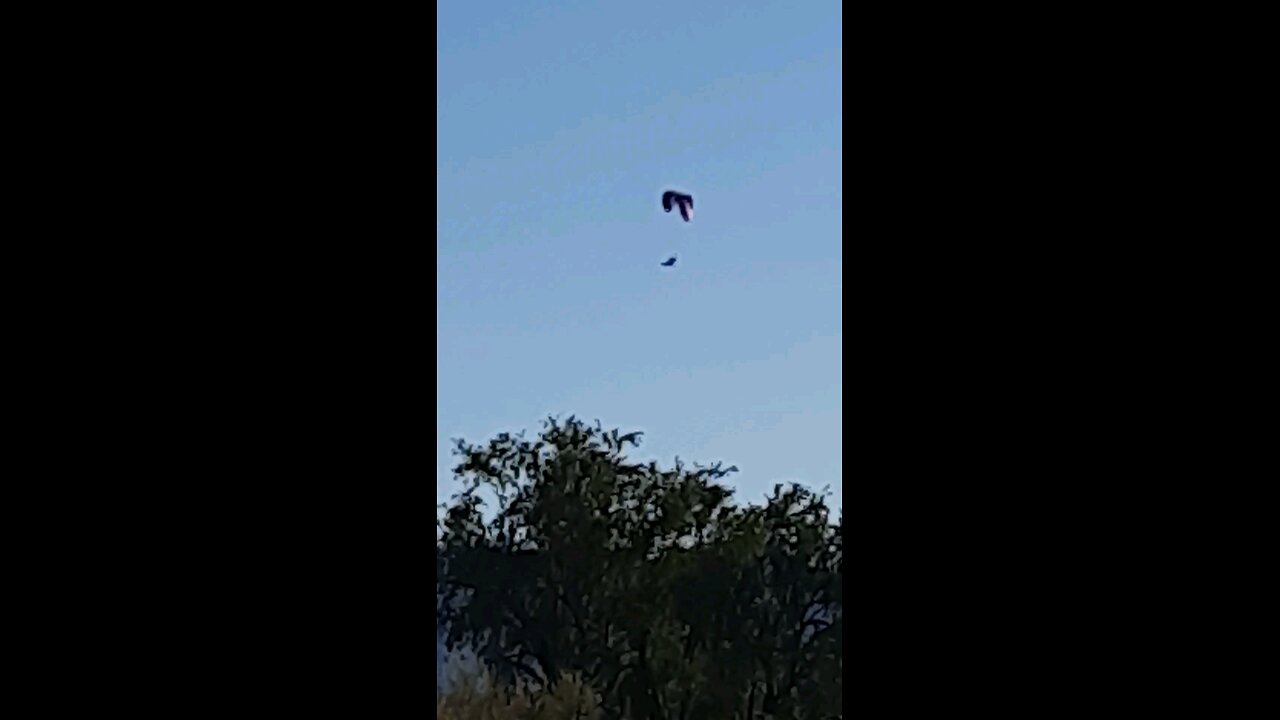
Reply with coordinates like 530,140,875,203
661,190,694,222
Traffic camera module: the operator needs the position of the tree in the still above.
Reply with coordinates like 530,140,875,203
437,416,842,719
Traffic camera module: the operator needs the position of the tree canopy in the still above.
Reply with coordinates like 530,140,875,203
437,415,842,719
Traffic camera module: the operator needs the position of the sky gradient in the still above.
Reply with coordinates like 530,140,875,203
437,0,842,513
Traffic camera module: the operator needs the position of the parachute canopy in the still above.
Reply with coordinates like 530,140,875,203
661,190,694,222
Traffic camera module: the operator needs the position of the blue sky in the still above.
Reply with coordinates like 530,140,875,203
437,0,842,513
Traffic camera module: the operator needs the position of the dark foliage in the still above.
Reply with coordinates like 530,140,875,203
438,416,841,719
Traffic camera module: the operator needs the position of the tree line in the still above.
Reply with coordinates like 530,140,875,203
437,415,842,719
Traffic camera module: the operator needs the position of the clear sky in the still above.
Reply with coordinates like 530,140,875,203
437,0,842,513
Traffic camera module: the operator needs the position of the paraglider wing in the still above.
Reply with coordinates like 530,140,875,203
677,195,693,222
661,190,694,222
